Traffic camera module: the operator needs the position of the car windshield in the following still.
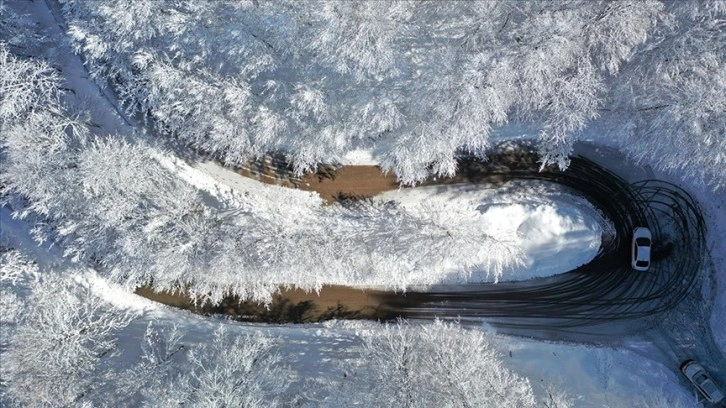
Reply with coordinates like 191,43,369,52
636,237,650,246
636,260,649,267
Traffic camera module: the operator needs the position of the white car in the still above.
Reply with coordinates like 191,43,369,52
680,360,725,404
631,227,652,271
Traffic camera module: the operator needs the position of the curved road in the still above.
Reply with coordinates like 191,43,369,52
378,154,708,341
147,142,724,400
194,143,711,343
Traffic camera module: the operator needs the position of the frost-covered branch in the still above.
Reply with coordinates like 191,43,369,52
1,273,134,407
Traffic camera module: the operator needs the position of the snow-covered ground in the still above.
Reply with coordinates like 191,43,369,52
375,181,605,283
163,148,606,285
1,0,723,406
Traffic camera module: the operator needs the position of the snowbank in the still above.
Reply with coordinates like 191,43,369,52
376,181,605,283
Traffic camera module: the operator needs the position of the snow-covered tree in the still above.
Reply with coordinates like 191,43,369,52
1,273,134,407
324,320,537,408
0,249,38,405
606,1,726,190
107,322,188,406
1,266,294,407
0,45,61,124
10,0,721,308
59,0,718,188
139,327,294,408
2,35,526,304
65,138,204,269
0,43,87,225
0,249,39,286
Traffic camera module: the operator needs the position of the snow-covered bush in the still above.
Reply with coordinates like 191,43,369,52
324,320,539,408
114,324,293,407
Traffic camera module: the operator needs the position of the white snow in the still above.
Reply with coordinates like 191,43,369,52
340,148,380,165
75,270,158,314
2,0,723,406
192,160,323,210
498,334,697,407
495,202,600,277
376,181,605,282
151,154,323,214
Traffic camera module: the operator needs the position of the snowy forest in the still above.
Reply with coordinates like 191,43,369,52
2,248,545,407
2,0,724,302
59,0,725,187
1,0,725,407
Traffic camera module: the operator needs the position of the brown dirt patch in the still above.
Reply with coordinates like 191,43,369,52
136,285,396,323
298,165,400,203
